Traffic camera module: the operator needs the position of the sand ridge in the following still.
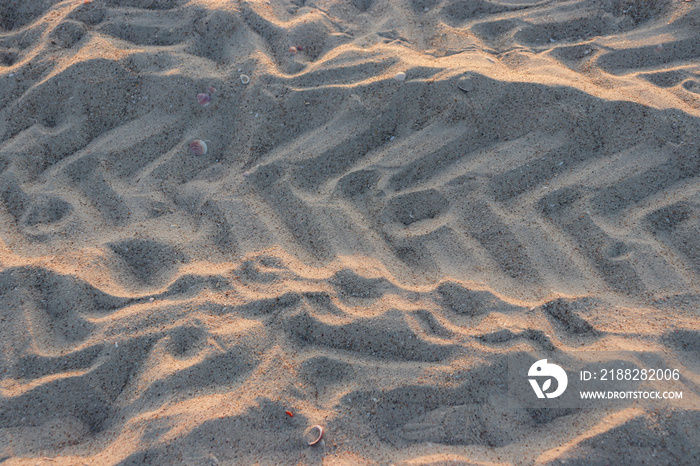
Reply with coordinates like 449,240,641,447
1,0,699,463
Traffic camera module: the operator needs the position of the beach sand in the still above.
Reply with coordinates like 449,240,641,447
1,0,699,463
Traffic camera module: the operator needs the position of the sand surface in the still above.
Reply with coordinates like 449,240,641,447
1,0,699,464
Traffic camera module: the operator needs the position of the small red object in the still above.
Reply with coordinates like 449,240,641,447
285,411,294,417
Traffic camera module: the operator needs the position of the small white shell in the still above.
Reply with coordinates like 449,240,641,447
305,425,324,446
240,74,250,85
189,139,208,156
394,71,406,82
197,93,211,106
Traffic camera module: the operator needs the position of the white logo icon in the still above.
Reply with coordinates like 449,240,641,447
528,359,568,398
